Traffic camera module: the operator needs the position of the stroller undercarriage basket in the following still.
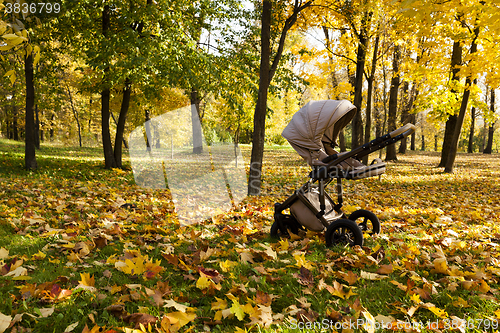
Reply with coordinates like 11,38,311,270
272,100,416,247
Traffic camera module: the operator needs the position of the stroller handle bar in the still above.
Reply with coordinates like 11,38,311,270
389,123,417,139
321,123,416,166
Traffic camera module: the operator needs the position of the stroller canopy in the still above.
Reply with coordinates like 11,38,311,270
282,100,356,166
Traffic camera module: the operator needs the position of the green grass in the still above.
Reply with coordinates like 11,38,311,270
0,138,500,332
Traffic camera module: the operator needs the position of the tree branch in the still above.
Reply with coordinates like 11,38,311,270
269,0,313,82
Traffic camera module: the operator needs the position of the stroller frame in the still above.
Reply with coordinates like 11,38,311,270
272,123,416,246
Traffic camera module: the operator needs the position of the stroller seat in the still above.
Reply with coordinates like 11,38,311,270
340,156,386,180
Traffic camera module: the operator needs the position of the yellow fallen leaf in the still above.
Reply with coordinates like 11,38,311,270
360,271,387,280
278,239,289,251
214,310,223,321
410,294,421,304
79,273,95,287
362,310,375,333
433,257,450,275
422,303,447,318
242,303,257,317
196,275,211,290
32,251,46,260
374,314,395,328
0,312,12,333
165,311,196,331
38,307,54,318
219,260,238,273
239,251,255,264
293,252,313,270
452,297,469,308
211,297,227,311
64,322,79,332
5,266,27,277
0,248,8,260
230,300,245,321
164,299,189,313
326,281,346,299
390,280,407,291
478,280,490,293
344,288,358,299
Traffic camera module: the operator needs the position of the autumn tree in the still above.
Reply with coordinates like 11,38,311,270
248,0,313,196
1,3,41,170
483,89,496,154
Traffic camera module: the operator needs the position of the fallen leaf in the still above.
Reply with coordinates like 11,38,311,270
230,300,245,321
165,311,196,330
4,266,27,277
164,299,189,313
64,322,79,332
360,271,388,280
0,312,12,333
255,291,272,306
123,313,157,329
211,297,227,310
376,264,393,275
239,251,255,264
294,266,314,287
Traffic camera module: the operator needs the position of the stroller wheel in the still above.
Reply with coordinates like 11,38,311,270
270,217,304,239
325,219,363,247
349,209,381,235
270,221,282,238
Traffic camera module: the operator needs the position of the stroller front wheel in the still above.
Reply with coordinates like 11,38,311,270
325,219,363,247
349,209,381,235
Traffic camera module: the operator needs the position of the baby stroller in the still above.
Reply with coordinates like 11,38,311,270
271,100,415,247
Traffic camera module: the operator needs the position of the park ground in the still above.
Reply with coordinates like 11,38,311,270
1,139,500,333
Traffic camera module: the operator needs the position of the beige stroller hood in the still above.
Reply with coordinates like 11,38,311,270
282,100,356,166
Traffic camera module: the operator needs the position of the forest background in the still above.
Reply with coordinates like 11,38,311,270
2,0,500,189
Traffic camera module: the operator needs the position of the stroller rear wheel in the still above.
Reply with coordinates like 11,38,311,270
325,219,363,247
349,209,381,235
270,215,304,239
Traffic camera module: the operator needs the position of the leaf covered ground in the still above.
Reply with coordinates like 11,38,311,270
1,139,500,333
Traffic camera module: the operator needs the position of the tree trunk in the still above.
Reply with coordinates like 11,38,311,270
468,106,476,153
35,104,40,149
50,113,55,140
12,92,19,141
25,52,38,170
362,34,379,165
444,26,480,173
385,46,400,161
145,110,152,151
248,0,271,196
101,4,117,169
352,11,372,148
66,84,82,147
248,0,312,195
438,40,462,167
398,82,417,154
114,78,131,167
191,88,203,154
339,130,346,152
101,85,116,168
484,89,495,154
110,112,128,148
410,114,416,150
484,124,495,154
